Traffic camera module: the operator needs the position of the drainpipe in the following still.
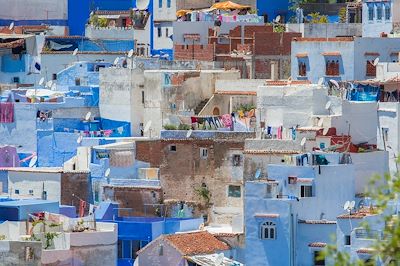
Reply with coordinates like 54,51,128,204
290,204,295,266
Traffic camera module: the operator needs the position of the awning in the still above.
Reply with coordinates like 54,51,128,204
25,89,64,98
0,38,24,49
176,10,191,17
322,51,341,56
97,15,120,19
211,1,251,10
296,53,308,58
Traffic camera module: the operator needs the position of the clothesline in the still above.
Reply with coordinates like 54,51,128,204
62,124,129,137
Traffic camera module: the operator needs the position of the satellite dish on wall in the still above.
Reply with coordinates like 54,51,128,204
373,57,380,66
38,77,45,86
136,0,150,10
215,253,224,266
325,101,332,110
105,168,111,177
113,57,119,65
317,118,324,127
349,201,356,209
300,137,306,147
255,169,261,179
85,111,91,121
322,127,329,135
9,22,14,31
51,83,57,91
344,201,350,211
317,77,324,86
29,156,37,168
46,80,53,88
128,49,134,58
329,79,339,89
186,129,193,138
275,15,281,23
77,135,83,144
144,120,152,133
73,48,79,56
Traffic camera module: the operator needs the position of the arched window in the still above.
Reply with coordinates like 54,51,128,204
213,107,220,115
260,221,276,240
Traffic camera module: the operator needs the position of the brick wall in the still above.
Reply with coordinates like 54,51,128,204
103,186,163,216
174,44,215,61
61,171,90,212
136,140,163,167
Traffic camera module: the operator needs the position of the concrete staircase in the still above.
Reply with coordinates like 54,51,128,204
194,98,209,115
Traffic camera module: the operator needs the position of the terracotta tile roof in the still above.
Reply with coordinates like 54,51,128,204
308,242,327,248
212,232,242,237
45,36,88,40
254,213,280,218
95,10,130,15
299,220,336,224
293,37,354,42
337,207,377,219
0,25,49,34
165,231,230,255
356,248,374,254
296,53,308,58
297,127,322,132
264,80,311,86
364,52,380,56
322,51,341,56
244,149,301,155
0,38,25,49
214,90,256,96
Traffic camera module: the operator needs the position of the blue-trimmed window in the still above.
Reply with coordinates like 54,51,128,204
167,0,171,8
368,4,374,21
260,221,276,240
377,4,383,20
158,0,162,8
385,4,391,20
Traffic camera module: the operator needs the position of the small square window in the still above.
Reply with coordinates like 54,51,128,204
15,189,19,195
300,185,312,197
345,235,351,246
29,190,33,195
200,148,208,159
157,27,162,37
228,185,241,198
232,154,241,166
169,145,177,152
166,28,169,37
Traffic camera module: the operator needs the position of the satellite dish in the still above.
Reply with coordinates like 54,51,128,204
144,120,152,133
317,77,324,86
325,101,332,110
77,135,83,144
287,76,292,82
51,83,57,91
73,48,79,56
113,57,119,65
215,253,224,266
255,169,261,179
186,129,193,138
373,57,380,66
29,156,37,168
46,80,53,88
344,201,350,211
136,0,150,10
329,79,339,89
322,127,329,135
275,15,281,23
317,118,324,127
128,49,134,58
38,77,45,86
90,11,94,17
300,137,306,147
349,201,356,209
105,168,111,177
9,22,14,31
85,112,91,121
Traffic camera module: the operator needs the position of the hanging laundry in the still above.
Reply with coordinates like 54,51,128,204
0,102,14,123
221,114,232,127
79,200,86,217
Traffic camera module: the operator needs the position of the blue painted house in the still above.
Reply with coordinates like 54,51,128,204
96,202,203,266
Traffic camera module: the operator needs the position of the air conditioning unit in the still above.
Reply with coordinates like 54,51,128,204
288,176,297,185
